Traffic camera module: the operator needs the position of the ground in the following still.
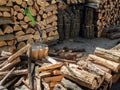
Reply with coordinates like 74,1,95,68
52,37,120,55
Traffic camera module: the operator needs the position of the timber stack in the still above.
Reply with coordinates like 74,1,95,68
57,0,120,39
0,0,59,53
85,0,120,38
0,43,120,90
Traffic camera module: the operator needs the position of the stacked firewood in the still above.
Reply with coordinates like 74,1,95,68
64,0,85,4
85,0,120,37
0,0,59,53
58,4,84,40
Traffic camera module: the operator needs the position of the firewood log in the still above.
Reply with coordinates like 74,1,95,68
26,28,35,34
7,40,16,46
45,4,57,12
0,18,13,25
61,66,98,89
0,7,10,11
24,16,30,22
0,41,7,47
17,42,26,50
94,47,120,63
61,78,83,90
43,75,64,83
0,57,21,71
49,81,61,88
0,0,7,6
38,63,63,72
88,54,120,72
14,24,22,31
15,0,22,5
0,69,28,76
7,44,31,63
15,31,25,37
13,5,20,12
3,25,13,34
0,28,4,35
14,77,25,87
0,34,15,41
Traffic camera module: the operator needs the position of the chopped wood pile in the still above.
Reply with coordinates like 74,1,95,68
0,43,120,90
58,0,120,39
0,0,59,53
83,0,120,38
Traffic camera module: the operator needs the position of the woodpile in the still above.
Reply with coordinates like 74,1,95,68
57,0,120,39
85,0,120,37
58,3,84,40
64,0,85,4
0,43,120,89
0,0,59,53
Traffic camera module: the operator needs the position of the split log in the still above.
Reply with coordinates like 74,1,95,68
43,75,64,83
61,66,98,89
21,24,28,29
7,40,16,46
16,34,33,42
0,57,21,71
3,12,11,17
0,7,10,11
35,77,42,90
27,0,33,6
52,57,76,63
17,13,24,20
45,4,57,12
15,0,22,5
61,78,83,90
14,24,22,31
17,42,26,50
0,69,28,76
94,47,120,63
13,5,20,12
7,44,31,63
4,25,13,34
88,54,120,72
0,41,7,47
50,81,61,88
0,0,7,6
0,28,4,35
0,18,13,25
0,46,16,53
53,70,62,75
26,28,35,34
0,34,15,41
38,63,63,72
29,7,37,16
45,15,57,24
15,31,25,37
14,77,25,87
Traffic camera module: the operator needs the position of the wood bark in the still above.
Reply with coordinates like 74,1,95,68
94,47,120,63
88,54,120,72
